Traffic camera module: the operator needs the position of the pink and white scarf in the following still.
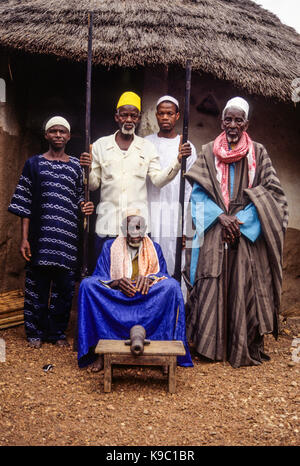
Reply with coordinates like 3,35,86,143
213,131,256,210
110,235,161,280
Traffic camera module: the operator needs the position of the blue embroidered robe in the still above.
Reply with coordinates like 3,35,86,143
8,154,84,270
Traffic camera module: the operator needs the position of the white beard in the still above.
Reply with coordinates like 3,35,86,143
227,134,239,144
121,124,135,135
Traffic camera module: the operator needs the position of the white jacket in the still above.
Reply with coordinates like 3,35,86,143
89,131,181,235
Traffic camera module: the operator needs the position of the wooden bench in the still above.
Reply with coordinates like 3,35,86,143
0,289,24,329
95,339,186,393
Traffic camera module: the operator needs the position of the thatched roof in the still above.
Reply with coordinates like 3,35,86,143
0,0,299,102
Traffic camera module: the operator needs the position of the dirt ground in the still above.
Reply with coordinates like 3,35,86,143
0,320,299,447
0,228,299,448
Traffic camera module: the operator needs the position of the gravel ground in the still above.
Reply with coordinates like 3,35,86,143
0,322,299,447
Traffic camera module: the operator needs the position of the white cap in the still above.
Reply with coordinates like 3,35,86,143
156,95,179,110
223,97,249,119
45,116,71,132
122,208,142,220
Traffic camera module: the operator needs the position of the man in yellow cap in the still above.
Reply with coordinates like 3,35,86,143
80,91,192,265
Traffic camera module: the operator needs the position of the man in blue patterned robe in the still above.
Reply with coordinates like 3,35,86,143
8,116,94,348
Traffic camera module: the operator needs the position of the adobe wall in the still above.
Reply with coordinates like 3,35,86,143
0,51,43,292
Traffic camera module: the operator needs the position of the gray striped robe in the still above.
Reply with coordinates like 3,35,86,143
184,141,288,368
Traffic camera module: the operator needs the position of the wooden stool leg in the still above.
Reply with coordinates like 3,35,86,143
168,357,177,393
104,354,112,393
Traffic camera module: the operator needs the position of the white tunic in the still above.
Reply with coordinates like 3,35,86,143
145,133,197,276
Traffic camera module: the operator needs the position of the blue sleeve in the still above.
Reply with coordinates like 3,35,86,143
229,164,261,242
153,242,169,276
8,159,33,218
92,240,113,279
191,182,223,238
236,202,261,242
189,183,223,285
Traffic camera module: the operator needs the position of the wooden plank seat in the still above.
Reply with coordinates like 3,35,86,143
0,289,24,329
95,339,186,393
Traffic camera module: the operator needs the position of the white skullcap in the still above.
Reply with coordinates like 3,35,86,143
156,95,179,110
122,208,142,220
223,97,249,119
45,116,71,132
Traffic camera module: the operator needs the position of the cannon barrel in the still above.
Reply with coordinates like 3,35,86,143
130,325,146,356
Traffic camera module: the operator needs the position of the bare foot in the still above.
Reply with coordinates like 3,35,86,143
89,355,104,372
55,339,70,348
28,339,42,349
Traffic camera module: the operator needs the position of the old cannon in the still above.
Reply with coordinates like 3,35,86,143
125,325,150,356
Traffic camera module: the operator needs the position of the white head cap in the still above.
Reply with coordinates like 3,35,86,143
122,207,142,220
156,95,179,110
223,97,249,120
45,116,71,132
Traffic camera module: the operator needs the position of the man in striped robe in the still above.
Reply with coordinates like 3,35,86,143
184,97,288,368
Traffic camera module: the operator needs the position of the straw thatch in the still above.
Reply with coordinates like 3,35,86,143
0,0,299,101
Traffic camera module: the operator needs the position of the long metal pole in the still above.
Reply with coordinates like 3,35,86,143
173,59,192,283
81,11,93,279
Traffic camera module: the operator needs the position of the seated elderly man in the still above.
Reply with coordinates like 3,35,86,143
77,210,193,371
